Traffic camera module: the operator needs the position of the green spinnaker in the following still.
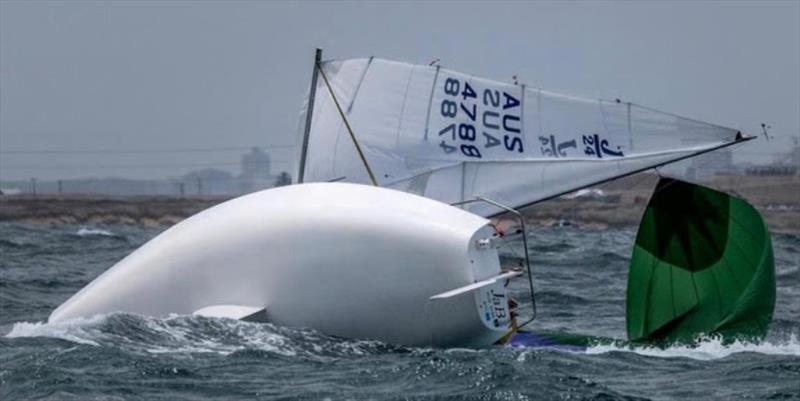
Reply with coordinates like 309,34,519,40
626,178,775,344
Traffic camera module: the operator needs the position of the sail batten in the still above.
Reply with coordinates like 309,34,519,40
301,57,742,216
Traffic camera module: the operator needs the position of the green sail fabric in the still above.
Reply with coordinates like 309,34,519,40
626,178,775,343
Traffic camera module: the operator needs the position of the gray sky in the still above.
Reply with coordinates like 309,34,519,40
1,0,798,181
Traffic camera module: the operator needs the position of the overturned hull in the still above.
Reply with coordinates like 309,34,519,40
50,183,513,347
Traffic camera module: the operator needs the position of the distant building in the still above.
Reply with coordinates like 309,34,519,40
238,147,277,193
181,168,236,195
743,142,799,177
745,142,800,176
240,147,271,179
744,165,797,176
777,142,800,174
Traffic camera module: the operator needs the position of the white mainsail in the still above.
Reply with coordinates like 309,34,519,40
299,57,744,216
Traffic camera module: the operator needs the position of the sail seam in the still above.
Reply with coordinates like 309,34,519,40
520,84,526,153
395,65,416,148
423,66,441,141
460,162,467,205
537,89,543,137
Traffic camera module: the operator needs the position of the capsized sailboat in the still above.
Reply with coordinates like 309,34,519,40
50,49,774,348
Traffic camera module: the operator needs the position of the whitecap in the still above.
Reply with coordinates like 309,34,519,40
5,314,310,357
584,334,800,361
75,227,116,237
5,315,110,346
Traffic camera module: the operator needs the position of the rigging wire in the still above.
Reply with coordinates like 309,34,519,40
316,61,379,186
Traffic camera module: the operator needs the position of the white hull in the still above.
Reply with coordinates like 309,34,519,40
50,183,512,347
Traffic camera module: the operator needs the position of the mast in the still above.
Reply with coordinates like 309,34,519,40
297,48,322,184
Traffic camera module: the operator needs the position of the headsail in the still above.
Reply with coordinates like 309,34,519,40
299,57,744,216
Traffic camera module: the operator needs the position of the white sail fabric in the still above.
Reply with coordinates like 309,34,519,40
300,58,740,216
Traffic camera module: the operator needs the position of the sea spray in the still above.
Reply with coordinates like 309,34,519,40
585,334,800,361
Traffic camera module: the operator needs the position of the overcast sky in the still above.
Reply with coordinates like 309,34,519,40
1,0,798,181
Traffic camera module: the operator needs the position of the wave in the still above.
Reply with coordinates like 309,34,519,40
4,313,399,359
6,315,107,346
584,334,800,361
75,227,117,237
8,314,798,363
0,238,32,249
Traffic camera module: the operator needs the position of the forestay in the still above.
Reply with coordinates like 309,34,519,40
299,58,741,216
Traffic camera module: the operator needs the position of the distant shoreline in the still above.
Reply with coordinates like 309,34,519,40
2,174,798,234
0,195,227,227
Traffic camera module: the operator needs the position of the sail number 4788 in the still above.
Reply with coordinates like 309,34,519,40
437,77,524,159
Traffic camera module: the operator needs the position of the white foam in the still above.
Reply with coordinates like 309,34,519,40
13,315,795,361
5,315,303,357
585,334,800,361
140,317,293,356
5,316,110,346
76,227,116,237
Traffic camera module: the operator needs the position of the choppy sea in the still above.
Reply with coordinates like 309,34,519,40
1,223,798,400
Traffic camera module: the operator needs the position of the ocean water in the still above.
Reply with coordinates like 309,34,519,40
1,222,798,400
